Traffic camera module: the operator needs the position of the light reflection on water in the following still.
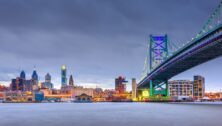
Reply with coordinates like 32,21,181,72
0,102,222,126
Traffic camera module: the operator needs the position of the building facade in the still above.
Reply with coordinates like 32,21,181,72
11,77,24,91
193,75,205,99
131,78,137,100
69,75,74,86
115,76,128,94
61,65,67,86
168,80,193,100
42,73,53,89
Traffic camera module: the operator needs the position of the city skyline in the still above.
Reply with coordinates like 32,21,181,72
0,0,222,92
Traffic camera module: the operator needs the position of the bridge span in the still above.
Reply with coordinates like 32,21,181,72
138,1,222,96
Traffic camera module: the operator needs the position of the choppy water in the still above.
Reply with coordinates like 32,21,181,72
0,102,222,126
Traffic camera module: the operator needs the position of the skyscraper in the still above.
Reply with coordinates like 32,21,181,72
61,65,67,86
42,73,53,89
69,75,74,86
32,69,38,84
11,77,24,91
132,78,137,100
20,70,26,80
45,73,51,83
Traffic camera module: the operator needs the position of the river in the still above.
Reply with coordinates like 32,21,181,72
0,102,222,126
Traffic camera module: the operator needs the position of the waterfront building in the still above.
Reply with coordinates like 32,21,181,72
115,76,128,94
193,75,205,99
61,65,67,86
168,80,193,100
4,91,33,102
34,92,44,102
75,93,92,102
69,75,74,86
71,86,93,98
131,78,137,101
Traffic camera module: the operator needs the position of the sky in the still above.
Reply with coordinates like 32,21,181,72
0,0,221,92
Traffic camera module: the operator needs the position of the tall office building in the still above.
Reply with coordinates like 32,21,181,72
11,77,24,91
42,73,53,89
61,65,67,86
20,70,26,80
115,76,128,94
132,78,137,100
69,75,74,86
193,75,205,99
32,69,38,85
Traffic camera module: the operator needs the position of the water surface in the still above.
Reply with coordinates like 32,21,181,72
0,102,221,126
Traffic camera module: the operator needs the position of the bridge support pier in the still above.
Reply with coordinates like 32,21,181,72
149,79,168,97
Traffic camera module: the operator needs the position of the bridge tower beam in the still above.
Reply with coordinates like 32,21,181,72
149,35,168,71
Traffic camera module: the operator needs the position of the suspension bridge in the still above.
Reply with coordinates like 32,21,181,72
138,1,222,97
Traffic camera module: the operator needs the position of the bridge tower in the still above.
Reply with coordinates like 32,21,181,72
148,35,168,97
142,35,171,96
149,35,168,71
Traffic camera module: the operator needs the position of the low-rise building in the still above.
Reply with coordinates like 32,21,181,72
168,80,193,101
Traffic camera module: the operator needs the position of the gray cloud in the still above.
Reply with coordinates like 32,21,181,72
0,0,221,90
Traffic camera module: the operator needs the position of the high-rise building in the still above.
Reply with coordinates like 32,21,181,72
61,65,67,86
193,75,205,99
45,73,51,83
20,70,26,80
11,77,24,91
132,78,137,100
42,73,53,89
32,69,38,85
69,75,74,86
115,76,128,94
24,79,34,92
168,80,193,100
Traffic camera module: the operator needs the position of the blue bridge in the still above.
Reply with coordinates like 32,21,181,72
138,1,222,97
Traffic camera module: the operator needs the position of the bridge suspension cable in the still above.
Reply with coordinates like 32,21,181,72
197,1,222,38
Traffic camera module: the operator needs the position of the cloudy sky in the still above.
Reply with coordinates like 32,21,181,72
0,0,221,91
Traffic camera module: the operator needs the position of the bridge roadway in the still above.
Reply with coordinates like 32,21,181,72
139,24,222,88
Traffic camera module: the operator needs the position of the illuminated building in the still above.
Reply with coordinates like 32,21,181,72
75,93,92,102
61,65,67,86
131,78,137,101
4,91,34,102
71,86,93,98
69,75,74,86
168,80,193,100
115,76,128,94
193,75,205,99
